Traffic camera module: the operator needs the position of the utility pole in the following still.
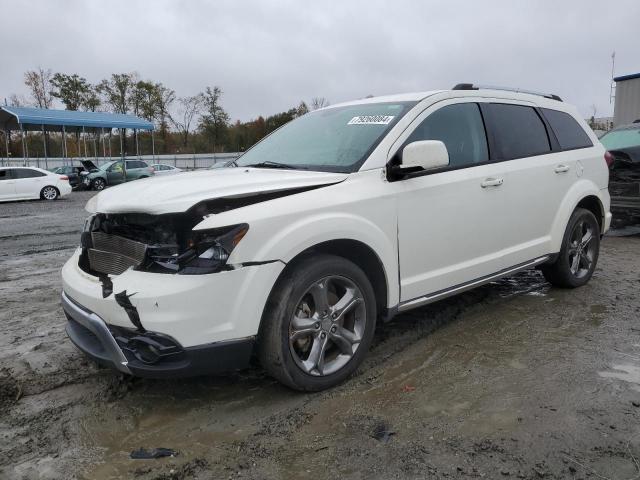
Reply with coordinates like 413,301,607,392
609,51,616,104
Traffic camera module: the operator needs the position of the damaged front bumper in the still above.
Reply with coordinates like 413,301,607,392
61,248,285,377
62,291,254,378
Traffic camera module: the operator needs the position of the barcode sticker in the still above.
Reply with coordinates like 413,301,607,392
348,115,395,125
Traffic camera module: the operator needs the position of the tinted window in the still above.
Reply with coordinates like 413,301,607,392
542,108,592,150
13,169,46,179
0,169,10,180
405,103,489,167
126,161,147,169
487,104,551,159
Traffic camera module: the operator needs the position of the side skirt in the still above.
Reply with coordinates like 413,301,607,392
397,255,551,313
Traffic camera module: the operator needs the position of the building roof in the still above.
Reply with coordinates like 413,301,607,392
613,72,640,82
0,106,154,132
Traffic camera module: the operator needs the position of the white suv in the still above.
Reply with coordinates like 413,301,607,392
61,85,611,391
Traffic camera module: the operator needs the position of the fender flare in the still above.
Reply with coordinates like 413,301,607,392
549,180,605,252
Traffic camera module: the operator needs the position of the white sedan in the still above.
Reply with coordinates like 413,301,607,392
0,166,72,202
150,164,182,176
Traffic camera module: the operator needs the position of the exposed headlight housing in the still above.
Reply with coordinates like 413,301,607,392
149,223,249,275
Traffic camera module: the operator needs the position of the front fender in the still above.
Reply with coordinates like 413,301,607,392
193,172,400,307
549,179,607,253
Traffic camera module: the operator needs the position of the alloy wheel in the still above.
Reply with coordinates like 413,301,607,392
289,275,366,376
42,187,57,200
567,219,596,279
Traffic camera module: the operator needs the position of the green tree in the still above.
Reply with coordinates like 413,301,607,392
97,73,137,114
97,73,138,154
199,86,230,152
51,73,99,111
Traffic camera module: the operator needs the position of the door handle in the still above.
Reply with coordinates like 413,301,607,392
481,177,504,188
554,164,570,173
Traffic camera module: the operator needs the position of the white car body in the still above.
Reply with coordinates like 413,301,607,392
0,166,72,202
61,88,611,384
150,164,182,175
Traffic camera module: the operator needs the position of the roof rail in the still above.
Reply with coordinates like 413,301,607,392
452,83,562,102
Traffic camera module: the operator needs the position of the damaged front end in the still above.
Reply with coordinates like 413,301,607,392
79,211,248,277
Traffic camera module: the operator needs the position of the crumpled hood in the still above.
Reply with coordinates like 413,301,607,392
86,167,348,214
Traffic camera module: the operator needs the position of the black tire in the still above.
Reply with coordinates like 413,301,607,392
92,178,106,191
40,186,59,201
541,208,600,288
258,254,377,391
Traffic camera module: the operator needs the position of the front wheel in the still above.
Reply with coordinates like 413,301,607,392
541,208,600,288
258,254,377,391
92,178,106,191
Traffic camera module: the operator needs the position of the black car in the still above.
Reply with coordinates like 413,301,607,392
51,165,87,190
600,124,640,219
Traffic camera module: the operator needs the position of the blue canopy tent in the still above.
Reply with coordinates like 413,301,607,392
0,106,155,167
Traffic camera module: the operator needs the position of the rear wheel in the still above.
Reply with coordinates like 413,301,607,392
40,186,59,201
92,178,106,190
541,208,600,288
258,254,377,391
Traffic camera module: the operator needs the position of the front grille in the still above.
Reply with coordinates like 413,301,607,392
88,232,147,275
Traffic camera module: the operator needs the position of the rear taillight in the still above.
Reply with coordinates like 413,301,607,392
604,151,614,168
59,175,69,181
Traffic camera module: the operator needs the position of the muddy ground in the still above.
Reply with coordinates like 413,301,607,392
1,191,639,480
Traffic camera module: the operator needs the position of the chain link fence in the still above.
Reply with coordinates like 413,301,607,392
0,153,241,170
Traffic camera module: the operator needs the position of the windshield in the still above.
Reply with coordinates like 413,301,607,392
600,127,640,150
235,102,416,172
100,162,116,171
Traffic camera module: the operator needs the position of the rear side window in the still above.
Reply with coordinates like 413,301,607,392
486,104,551,160
542,108,593,150
126,161,147,169
0,169,10,180
405,103,489,167
13,169,46,179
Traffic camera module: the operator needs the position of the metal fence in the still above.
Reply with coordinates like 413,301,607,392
0,153,241,170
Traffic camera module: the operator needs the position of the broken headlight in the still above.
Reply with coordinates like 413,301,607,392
150,223,249,275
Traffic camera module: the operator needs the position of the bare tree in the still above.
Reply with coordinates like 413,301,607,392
173,94,204,148
310,97,329,110
8,94,27,107
24,67,54,109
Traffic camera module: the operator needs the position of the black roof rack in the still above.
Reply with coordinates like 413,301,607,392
452,83,562,102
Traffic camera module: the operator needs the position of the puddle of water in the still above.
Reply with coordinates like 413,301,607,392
78,376,300,479
598,363,640,392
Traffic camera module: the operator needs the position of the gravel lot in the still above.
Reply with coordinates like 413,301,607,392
1,191,640,480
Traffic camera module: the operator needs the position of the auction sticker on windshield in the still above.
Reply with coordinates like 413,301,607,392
348,115,395,125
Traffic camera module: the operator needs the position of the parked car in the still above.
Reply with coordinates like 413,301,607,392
0,166,72,202
599,124,640,214
80,160,155,190
51,165,86,190
61,85,611,391
150,164,182,175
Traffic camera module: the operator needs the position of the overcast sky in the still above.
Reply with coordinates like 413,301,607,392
1,0,638,121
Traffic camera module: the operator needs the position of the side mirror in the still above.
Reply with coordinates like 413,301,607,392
401,140,449,173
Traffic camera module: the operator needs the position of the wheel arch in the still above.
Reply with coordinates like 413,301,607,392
550,181,607,252
40,185,60,199
277,239,390,321
575,195,605,232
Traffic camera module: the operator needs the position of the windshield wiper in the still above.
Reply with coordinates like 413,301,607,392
244,161,299,170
